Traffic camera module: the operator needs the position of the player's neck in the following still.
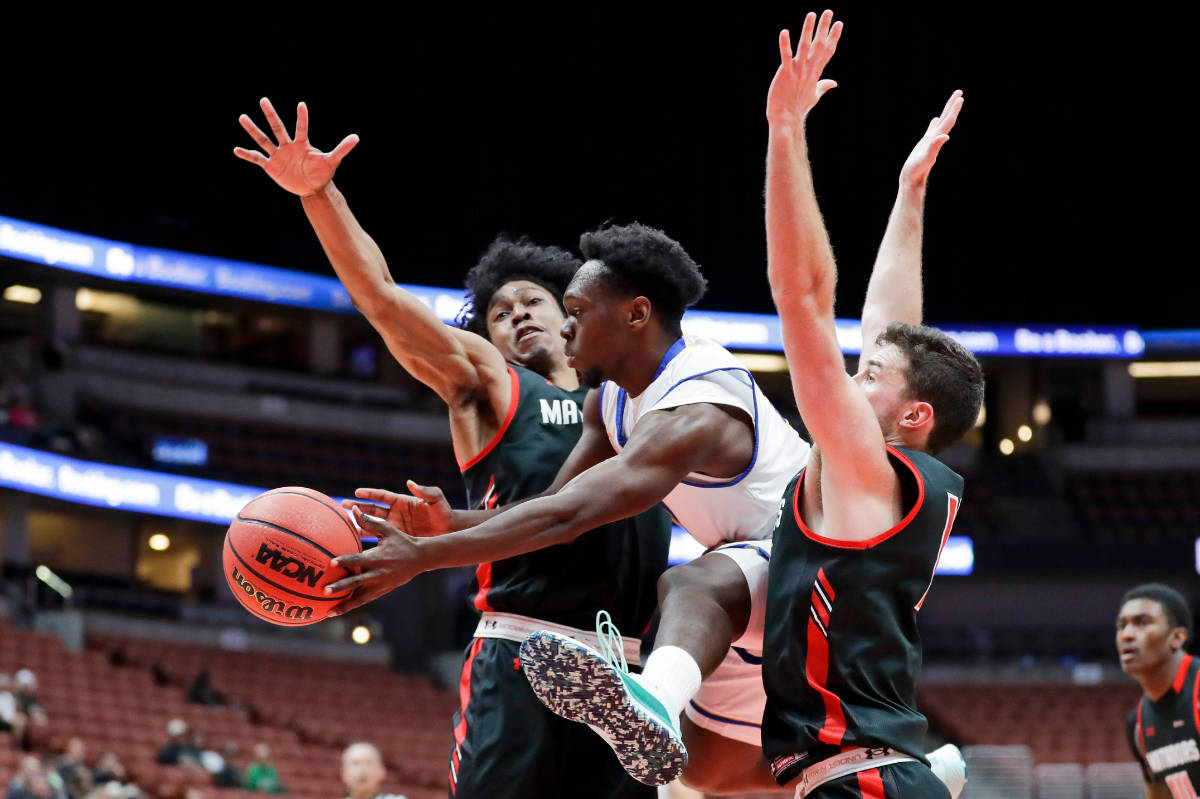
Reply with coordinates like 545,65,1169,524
545,359,580,390
1140,649,1188,701
616,334,678,398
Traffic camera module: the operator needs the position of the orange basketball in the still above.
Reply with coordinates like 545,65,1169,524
223,486,362,626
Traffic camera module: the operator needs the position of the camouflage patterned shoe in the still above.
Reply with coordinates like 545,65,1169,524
519,611,687,786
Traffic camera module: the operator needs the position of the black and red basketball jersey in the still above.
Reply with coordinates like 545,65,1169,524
1127,654,1200,796
761,446,963,786
458,364,669,631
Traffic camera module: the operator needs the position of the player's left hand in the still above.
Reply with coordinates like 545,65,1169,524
766,9,843,127
323,506,424,615
899,89,964,188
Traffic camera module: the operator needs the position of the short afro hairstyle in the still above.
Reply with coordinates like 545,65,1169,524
578,222,707,334
1122,583,1193,643
877,322,985,455
456,235,580,338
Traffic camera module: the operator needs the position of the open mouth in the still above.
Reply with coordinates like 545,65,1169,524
516,326,542,344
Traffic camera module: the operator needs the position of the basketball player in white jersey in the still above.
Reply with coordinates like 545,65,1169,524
330,90,966,796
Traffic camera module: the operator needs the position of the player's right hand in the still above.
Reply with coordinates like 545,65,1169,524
234,97,359,196
341,481,453,537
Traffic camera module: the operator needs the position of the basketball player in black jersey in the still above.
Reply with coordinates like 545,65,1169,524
234,99,668,799
1119,583,1200,798
763,12,983,797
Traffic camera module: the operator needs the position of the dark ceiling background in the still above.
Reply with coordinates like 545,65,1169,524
1,5,1190,327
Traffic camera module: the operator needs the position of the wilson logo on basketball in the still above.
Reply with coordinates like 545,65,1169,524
255,542,325,587
230,565,314,621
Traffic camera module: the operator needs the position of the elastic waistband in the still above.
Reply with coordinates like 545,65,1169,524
473,611,642,667
772,747,917,797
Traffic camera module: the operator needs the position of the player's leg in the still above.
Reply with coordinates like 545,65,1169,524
678,717,786,794
520,543,766,786
449,637,653,799
807,761,952,799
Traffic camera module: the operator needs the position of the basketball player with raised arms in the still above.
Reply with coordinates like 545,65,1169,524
1118,583,1200,798
233,100,669,799
326,82,968,792
759,11,983,797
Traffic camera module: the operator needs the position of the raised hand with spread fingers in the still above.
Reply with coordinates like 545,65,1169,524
765,9,843,129
234,98,359,197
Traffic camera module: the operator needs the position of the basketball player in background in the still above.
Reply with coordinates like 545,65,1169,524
329,75,968,793
234,100,668,799
760,11,982,797
1118,583,1199,798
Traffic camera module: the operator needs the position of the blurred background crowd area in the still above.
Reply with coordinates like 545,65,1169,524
1,218,1195,798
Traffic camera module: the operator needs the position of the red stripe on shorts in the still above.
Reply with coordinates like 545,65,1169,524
856,767,886,798
450,637,485,793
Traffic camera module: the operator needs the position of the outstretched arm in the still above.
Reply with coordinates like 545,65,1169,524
859,90,963,368
765,12,896,537
324,402,736,612
235,99,509,418
339,388,617,535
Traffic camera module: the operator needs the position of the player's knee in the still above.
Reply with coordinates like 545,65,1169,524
658,557,750,620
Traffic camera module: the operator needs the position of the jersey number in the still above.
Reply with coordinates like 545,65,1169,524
1167,771,1200,799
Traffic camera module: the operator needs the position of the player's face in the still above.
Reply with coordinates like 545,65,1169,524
1116,598,1181,676
341,745,385,799
560,266,627,386
486,281,568,373
852,344,914,437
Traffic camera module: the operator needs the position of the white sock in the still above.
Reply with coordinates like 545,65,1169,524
638,645,702,721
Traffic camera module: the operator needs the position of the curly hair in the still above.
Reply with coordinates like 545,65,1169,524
578,223,707,334
456,235,581,338
876,322,985,455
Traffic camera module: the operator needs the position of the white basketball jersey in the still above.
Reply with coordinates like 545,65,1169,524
598,336,810,547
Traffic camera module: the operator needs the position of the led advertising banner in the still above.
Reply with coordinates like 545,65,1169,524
0,214,1145,358
0,440,261,524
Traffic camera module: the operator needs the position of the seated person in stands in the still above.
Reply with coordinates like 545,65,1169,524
10,670,46,750
156,719,200,768
56,738,93,799
243,743,284,794
91,752,128,786
212,743,242,789
0,672,16,732
184,671,223,707
6,755,54,799
340,743,404,799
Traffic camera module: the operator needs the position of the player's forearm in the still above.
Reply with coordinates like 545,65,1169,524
861,180,926,331
300,182,402,319
765,123,836,308
419,494,599,569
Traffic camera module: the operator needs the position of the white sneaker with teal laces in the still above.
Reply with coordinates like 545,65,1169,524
519,611,688,786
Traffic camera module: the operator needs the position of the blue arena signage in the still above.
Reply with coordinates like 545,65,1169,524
0,440,261,523
0,214,1144,358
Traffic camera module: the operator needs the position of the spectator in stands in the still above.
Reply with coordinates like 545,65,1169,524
0,672,16,732
156,719,200,768
191,731,228,780
57,738,93,799
90,753,127,787
7,755,44,799
340,743,403,799
211,744,241,789
242,744,283,794
184,671,223,707
10,670,46,750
